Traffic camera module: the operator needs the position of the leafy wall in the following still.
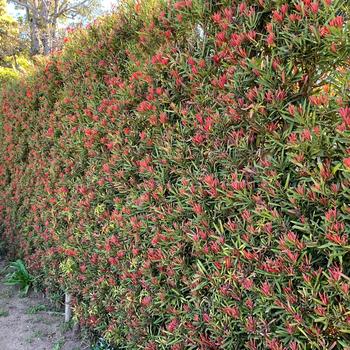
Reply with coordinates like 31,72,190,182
1,1,350,349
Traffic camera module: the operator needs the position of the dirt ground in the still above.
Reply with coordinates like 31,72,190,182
0,259,88,350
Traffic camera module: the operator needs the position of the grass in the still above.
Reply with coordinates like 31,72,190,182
26,304,47,314
52,339,65,350
26,330,45,344
0,308,9,317
60,319,75,333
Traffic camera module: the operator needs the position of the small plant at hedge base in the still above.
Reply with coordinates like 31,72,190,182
92,338,115,350
4,259,34,296
0,308,9,317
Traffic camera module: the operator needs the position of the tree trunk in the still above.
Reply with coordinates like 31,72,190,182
28,8,40,56
50,18,57,52
40,27,50,55
51,0,59,51
39,0,50,55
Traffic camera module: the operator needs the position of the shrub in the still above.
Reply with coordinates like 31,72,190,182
1,0,350,349
0,66,19,83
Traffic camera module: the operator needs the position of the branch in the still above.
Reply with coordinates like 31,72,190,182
56,0,71,16
56,0,91,17
8,0,34,11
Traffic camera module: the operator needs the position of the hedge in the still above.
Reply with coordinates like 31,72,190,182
1,0,350,349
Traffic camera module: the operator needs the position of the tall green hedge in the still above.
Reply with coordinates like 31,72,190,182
1,1,350,349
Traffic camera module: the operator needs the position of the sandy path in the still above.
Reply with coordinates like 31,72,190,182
0,259,88,350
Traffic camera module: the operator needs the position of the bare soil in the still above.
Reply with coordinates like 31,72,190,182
0,259,88,350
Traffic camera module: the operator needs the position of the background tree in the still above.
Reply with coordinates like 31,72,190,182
0,0,19,63
8,0,100,55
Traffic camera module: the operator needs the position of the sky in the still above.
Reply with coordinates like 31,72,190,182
7,0,116,19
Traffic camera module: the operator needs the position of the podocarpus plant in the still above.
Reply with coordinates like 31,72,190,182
0,0,350,349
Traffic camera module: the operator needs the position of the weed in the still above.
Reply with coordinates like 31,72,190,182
0,308,9,317
4,259,34,295
52,339,64,350
26,303,47,314
92,338,114,350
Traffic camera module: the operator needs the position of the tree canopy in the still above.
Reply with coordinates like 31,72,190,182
0,0,19,62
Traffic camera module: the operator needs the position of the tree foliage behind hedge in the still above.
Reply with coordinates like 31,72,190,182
1,0,350,349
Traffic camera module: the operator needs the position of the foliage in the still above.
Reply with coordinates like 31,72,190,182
92,338,115,350
0,66,18,82
0,57,33,85
25,303,47,314
0,308,9,317
12,55,33,70
0,0,19,60
1,0,350,349
0,223,6,256
0,56,34,84
4,259,34,295
0,1,31,83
